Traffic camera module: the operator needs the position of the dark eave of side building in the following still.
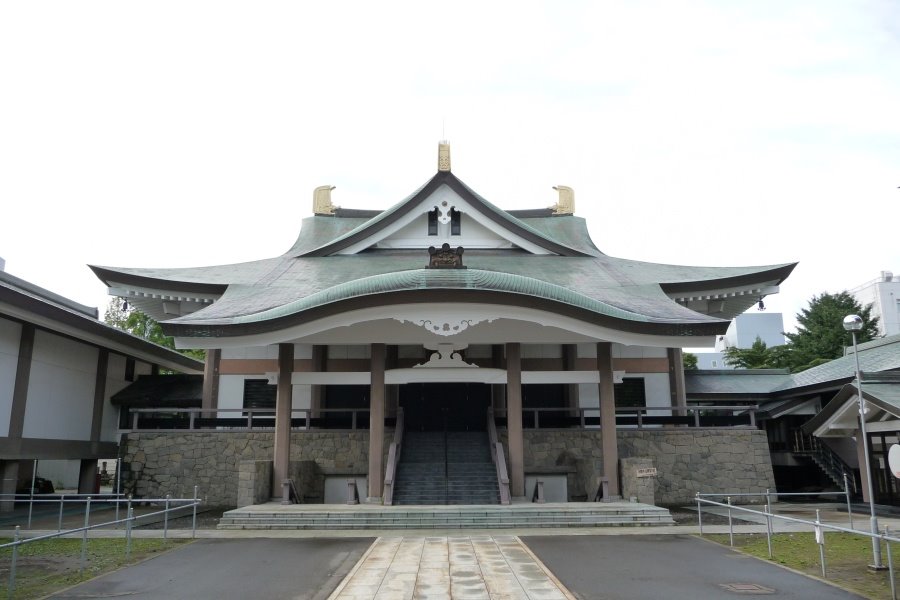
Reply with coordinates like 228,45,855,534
0,271,205,374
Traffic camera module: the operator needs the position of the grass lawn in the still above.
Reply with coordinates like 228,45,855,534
707,532,896,599
0,537,190,599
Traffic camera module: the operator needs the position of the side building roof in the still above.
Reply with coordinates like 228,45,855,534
0,270,204,374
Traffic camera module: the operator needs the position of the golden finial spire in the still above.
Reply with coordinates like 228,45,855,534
438,141,451,172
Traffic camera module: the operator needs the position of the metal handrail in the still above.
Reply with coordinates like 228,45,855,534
695,493,900,586
493,404,758,429
383,408,404,506
487,408,511,505
1,489,203,595
123,407,374,431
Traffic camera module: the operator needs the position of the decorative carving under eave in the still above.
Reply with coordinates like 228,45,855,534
414,343,477,368
551,185,574,215
313,185,338,215
428,243,465,269
394,315,497,336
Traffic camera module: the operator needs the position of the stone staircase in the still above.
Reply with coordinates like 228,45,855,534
217,502,675,530
392,431,500,505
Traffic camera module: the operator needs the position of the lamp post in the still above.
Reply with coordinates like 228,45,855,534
843,314,882,568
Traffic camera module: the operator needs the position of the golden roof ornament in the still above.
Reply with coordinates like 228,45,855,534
551,185,574,215
313,185,337,215
438,141,451,172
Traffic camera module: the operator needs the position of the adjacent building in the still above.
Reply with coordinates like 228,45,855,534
0,265,203,507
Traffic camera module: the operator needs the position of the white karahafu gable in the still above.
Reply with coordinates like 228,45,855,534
337,185,554,255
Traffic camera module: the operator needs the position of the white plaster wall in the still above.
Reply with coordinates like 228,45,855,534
23,331,97,440
135,361,152,377
642,373,672,415
218,375,248,411
612,344,667,358
329,345,371,359
522,344,562,359
292,385,311,410
0,317,22,437
221,346,279,360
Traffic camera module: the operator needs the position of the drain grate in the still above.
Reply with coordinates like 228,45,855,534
719,583,776,595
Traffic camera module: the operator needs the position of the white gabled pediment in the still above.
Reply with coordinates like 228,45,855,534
336,184,554,255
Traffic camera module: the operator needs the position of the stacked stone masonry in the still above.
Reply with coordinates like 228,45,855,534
120,431,380,507
121,428,774,507
517,429,775,505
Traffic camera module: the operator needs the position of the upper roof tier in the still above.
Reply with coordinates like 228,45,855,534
90,163,796,345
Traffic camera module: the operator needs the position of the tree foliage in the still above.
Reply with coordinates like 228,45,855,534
782,291,878,372
723,336,779,369
721,292,879,373
683,352,698,370
104,297,205,362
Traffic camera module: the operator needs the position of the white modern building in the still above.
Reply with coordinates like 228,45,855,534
694,312,786,370
850,271,900,338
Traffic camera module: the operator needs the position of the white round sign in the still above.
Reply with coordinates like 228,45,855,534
888,444,900,479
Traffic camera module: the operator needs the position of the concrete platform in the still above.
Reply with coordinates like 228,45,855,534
218,501,674,530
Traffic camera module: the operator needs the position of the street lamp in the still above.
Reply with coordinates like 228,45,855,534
843,314,882,568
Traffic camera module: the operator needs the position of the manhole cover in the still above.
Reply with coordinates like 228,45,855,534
719,583,776,595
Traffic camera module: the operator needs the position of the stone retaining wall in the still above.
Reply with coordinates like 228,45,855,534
120,431,381,507
121,427,773,507
513,428,774,505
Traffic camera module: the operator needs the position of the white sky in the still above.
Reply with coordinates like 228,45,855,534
2,1,898,343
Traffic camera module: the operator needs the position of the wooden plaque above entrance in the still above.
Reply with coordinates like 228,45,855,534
427,243,466,269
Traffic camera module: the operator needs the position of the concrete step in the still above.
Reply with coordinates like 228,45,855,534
218,503,675,530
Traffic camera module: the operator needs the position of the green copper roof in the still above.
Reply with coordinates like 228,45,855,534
229,268,706,325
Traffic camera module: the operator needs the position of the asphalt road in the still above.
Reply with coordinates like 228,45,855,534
522,534,863,600
50,538,375,600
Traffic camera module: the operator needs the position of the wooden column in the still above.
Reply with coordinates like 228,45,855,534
563,344,579,413
491,344,506,414
9,324,35,440
201,349,221,412
667,348,687,415
272,343,294,494
78,459,97,494
506,343,525,497
90,349,108,453
0,462,19,512
310,345,325,419
368,343,386,501
598,342,620,497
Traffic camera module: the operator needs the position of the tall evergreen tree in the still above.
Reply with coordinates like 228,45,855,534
104,297,205,362
782,291,878,372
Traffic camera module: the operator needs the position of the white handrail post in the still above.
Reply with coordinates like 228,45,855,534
80,496,91,576
8,525,20,595
164,494,170,539
192,485,199,539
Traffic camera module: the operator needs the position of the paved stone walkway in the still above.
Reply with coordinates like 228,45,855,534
327,536,574,600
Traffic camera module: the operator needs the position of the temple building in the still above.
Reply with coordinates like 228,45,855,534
92,143,796,506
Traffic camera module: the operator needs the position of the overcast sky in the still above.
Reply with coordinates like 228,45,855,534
2,1,898,345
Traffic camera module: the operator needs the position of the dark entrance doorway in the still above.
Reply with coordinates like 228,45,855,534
400,383,490,431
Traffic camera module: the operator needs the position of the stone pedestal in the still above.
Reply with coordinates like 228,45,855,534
620,457,656,505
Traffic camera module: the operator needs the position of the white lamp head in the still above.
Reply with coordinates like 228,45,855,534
843,314,863,332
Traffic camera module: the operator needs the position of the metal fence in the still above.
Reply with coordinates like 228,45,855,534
695,492,900,599
0,488,202,597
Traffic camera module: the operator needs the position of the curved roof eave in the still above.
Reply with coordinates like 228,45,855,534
159,269,729,339
658,262,798,294
298,171,596,258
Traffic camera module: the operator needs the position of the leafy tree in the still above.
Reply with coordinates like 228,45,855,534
682,352,698,370
104,297,205,362
723,336,780,369
781,291,878,372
